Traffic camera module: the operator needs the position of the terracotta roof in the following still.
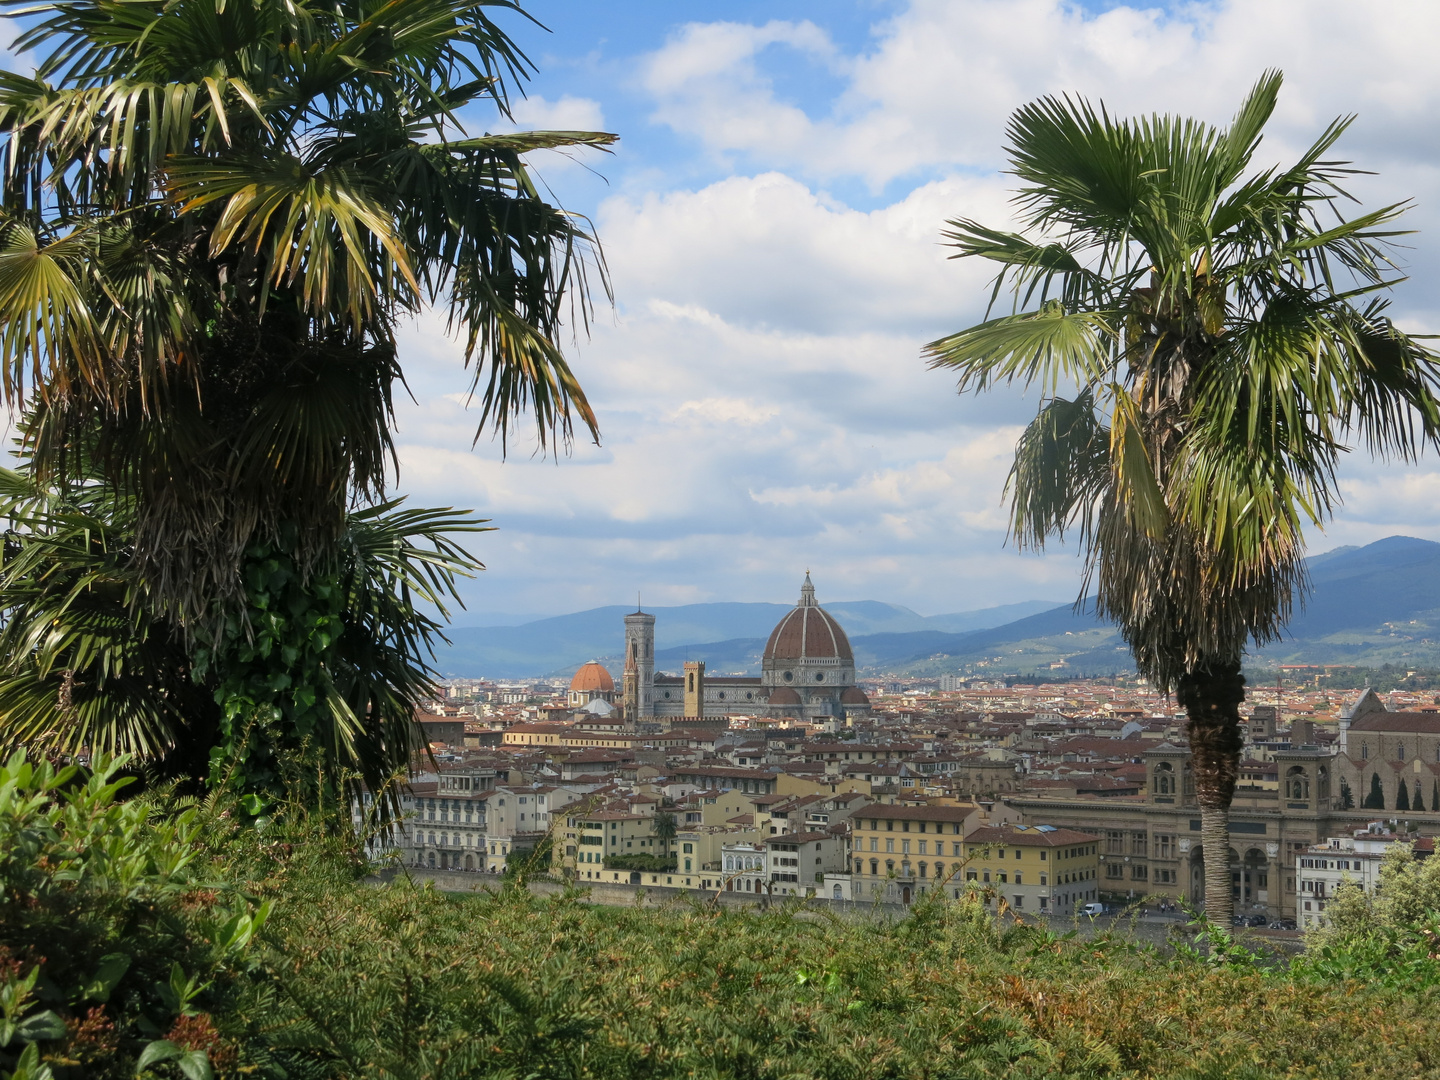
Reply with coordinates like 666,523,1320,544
967,824,1101,847
768,687,803,705
857,803,976,824
570,662,615,694
1349,712,1440,734
841,687,871,705
763,575,854,662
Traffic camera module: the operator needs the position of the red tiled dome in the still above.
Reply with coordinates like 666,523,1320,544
841,687,870,706
570,661,614,694
767,687,803,705
763,574,853,662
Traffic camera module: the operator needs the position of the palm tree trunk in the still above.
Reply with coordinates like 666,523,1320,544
1177,661,1246,925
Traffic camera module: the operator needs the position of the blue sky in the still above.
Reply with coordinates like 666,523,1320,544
386,0,1440,622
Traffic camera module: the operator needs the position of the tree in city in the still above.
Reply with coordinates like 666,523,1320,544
652,811,678,857
1364,773,1387,810
925,71,1440,920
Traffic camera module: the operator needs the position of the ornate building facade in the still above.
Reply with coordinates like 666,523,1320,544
625,575,872,723
1002,689,1440,921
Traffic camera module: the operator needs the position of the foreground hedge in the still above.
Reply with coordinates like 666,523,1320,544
4,755,1440,1079
226,858,1440,1080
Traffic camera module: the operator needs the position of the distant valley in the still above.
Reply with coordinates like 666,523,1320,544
430,537,1440,680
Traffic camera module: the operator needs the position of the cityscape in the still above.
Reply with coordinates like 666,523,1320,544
6,0,1440,1076
388,573,1439,934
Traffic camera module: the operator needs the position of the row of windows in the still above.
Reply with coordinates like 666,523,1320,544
1300,857,1362,870
864,837,961,855
861,819,961,834
1359,741,1440,762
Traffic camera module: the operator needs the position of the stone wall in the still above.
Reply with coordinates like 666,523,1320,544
376,868,1261,949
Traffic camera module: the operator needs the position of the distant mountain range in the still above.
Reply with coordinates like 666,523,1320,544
430,537,1440,680
432,599,1061,679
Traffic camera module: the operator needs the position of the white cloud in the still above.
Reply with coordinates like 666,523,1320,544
641,0,1440,190
509,93,608,131
598,171,1013,337
385,0,1440,622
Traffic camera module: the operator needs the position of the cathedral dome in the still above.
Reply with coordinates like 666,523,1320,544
841,687,870,706
570,661,615,694
763,574,854,663
767,687,802,705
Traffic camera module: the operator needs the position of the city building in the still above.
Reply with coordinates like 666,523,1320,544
625,576,873,723
1296,823,1435,929
850,803,976,904
763,830,848,897
962,824,1101,917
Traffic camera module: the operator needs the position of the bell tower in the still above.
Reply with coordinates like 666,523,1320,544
624,607,656,718
622,638,639,725
683,660,706,719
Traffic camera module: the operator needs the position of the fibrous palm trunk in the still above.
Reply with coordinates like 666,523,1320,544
1178,662,1246,925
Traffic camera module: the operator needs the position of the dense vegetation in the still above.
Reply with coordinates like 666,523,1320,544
0,0,607,805
6,750,1440,1080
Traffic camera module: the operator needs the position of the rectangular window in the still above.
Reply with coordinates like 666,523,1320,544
902,840,911,855
869,838,877,852
952,843,961,857
1106,830,1125,855
886,838,894,853
1130,832,1148,857
1015,873,1023,885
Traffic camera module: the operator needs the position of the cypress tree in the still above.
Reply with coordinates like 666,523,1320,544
1364,773,1386,810
1339,777,1354,810
1415,780,1426,813
1397,780,1411,812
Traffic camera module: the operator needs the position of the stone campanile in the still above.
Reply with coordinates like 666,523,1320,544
624,608,656,718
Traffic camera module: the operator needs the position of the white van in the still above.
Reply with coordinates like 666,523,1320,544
1080,902,1106,917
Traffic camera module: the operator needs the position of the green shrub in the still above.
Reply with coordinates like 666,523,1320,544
601,853,676,873
0,752,266,1079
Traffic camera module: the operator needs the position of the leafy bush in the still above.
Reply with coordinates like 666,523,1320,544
12,747,1440,1078
1291,842,1440,989
601,853,676,873
0,752,267,1079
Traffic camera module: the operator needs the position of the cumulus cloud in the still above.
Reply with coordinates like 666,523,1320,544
385,0,1440,622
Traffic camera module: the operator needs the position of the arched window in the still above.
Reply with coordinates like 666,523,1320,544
1154,761,1174,795
1362,743,1369,760
724,856,734,871
1399,742,1406,761
1285,766,1309,800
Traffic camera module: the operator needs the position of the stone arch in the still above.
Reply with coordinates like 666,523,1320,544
1285,765,1309,800
1153,761,1175,795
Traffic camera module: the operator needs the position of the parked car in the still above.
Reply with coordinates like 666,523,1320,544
1268,918,1297,931
1080,902,1106,917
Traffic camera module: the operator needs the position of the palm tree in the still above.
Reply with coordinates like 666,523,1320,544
925,71,1440,921
0,0,613,623
652,811,677,859
0,460,487,814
